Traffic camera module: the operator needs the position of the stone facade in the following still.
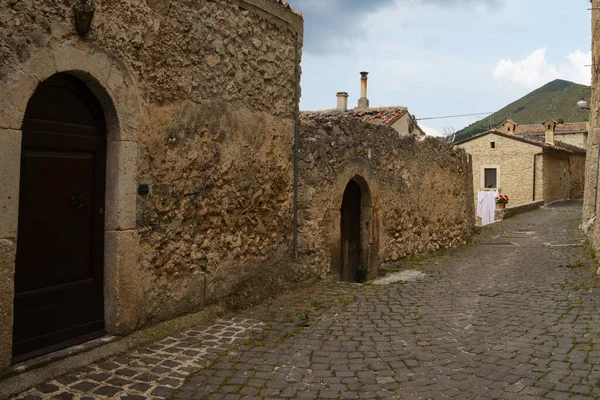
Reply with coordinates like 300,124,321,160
458,132,586,210
0,0,302,370
297,112,474,279
583,0,600,251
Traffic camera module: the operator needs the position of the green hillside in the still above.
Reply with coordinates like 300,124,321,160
454,79,590,142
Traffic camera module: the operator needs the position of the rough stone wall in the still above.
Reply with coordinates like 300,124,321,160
297,112,474,278
0,0,302,330
459,133,544,207
584,0,600,250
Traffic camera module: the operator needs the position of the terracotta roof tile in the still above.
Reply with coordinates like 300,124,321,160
515,122,588,135
504,122,587,135
357,107,408,126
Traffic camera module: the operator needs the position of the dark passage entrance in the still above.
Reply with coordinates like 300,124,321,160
13,73,107,362
340,180,364,282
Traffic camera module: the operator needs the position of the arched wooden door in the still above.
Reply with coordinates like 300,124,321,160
340,180,362,282
13,73,107,361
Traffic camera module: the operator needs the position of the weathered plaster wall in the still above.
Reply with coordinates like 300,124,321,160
542,152,586,203
297,112,474,278
459,133,544,207
543,152,570,203
569,154,587,200
0,0,302,367
556,133,587,150
584,0,600,251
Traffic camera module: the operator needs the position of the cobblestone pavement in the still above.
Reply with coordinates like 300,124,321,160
12,201,600,399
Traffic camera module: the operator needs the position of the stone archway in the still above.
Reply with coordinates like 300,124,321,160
0,43,142,368
331,160,380,282
13,73,108,361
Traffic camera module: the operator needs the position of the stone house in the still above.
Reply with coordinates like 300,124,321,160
456,118,586,209
357,107,425,136
0,0,302,370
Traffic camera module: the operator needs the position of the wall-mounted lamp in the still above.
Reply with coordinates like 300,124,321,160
577,98,590,110
74,0,95,36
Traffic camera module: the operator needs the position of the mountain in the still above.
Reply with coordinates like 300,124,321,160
453,79,591,142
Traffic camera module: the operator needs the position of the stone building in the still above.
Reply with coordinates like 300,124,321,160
583,0,600,250
297,112,474,282
0,0,302,369
456,118,586,209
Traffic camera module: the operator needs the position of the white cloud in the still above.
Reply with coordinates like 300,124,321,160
492,48,591,89
420,124,444,137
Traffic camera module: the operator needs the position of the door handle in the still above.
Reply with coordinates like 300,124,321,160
69,196,84,210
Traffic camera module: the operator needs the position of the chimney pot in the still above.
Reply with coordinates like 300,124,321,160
358,71,369,109
336,92,349,112
544,119,556,145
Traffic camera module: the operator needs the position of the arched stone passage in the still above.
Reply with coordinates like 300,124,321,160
331,160,380,282
340,180,362,282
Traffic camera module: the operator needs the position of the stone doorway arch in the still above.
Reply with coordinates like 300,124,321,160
0,44,142,368
340,179,364,282
332,165,380,282
13,73,108,361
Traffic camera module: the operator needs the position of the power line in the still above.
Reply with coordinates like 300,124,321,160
416,112,494,121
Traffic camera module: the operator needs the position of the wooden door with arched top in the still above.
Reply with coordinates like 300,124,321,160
340,179,362,282
13,73,107,361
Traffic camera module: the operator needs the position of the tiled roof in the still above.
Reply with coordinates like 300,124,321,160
455,130,586,154
300,106,426,135
356,107,408,126
514,122,588,135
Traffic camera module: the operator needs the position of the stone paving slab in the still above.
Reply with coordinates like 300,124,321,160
12,318,264,399
10,200,600,399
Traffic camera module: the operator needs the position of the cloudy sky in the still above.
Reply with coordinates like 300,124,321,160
292,0,592,136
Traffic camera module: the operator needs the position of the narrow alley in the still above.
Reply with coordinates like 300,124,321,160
11,201,600,400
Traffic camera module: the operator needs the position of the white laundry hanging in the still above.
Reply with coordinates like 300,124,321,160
477,189,497,226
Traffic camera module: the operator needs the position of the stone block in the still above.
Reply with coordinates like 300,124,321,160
53,43,112,85
104,229,143,335
0,129,22,239
105,140,138,231
0,239,16,371
0,70,37,130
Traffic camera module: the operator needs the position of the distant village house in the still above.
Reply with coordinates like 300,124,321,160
456,118,587,210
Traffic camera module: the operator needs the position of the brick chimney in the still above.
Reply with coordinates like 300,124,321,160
357,71,369,109
543,117,557,145
336,92,348,111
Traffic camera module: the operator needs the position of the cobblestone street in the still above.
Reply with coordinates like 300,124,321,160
11,201,600,400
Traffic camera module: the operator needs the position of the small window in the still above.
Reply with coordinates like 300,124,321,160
484,168,497,188
490,142,495,149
